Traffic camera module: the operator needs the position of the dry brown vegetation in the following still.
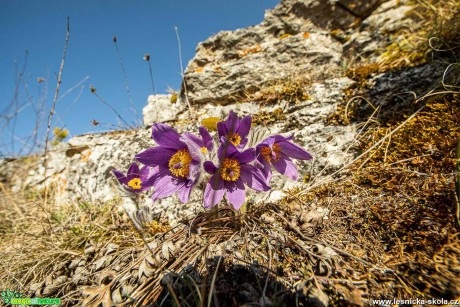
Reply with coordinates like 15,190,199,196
292,93,460,301
0,186,140,304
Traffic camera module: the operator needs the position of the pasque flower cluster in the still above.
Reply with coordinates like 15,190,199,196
113,111,312,210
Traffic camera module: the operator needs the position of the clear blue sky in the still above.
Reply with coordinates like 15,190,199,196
0,0,278,157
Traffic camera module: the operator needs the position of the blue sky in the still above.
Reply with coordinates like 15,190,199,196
0,0,278,157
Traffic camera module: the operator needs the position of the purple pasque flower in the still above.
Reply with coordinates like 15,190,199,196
217,110,252,148
112,162,154,193
182,126,214,156
135,123,203,203
256,134,312,181
204,140,270,210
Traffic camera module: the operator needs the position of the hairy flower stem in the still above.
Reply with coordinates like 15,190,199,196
239,201,248,214
121,197,160,267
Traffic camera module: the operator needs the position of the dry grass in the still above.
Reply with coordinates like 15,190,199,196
0,184,141,304
344,0,460,78
381,0,460,68
0,182,400,306
301,98,460,300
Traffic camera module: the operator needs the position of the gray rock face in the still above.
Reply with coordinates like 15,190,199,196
182,0,414,106
183,0,347,105
143,94,185,126
0,129,152,202
0,0,419,225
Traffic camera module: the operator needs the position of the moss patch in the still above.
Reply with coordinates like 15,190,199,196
248,79,311,105
252,108,286,126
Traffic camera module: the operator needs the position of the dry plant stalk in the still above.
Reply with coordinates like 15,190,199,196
43,17,70,207
175,26,194,115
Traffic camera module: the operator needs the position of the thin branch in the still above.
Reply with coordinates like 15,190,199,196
90,85,132,129
43,17,70,204
174,26,194,114
113,36,138,121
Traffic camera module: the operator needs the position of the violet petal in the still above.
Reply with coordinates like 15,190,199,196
177,183,193,203
180,134,203,162
181,132,203,149
135,147,175,167
140,166,158,188
151,174,182,202
240,164,271,191
255,158,272,184
278,140,313,160
204,174,225,208
204,161,217,174
141,165,166,188
226,110,240,133
152,123,183,150
233,147,256,164
272,156,299,180
273,134,293,142
199,126,213,149
127,162,139,181
188,160,201,182
139,165,150,178
218,140,237,160
225,179,246,210
238,115,252,139
112,169,128,185
217,122,228,140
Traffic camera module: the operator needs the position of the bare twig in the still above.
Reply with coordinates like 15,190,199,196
174,26,194,114
90,85,132,128
11,53,28,155
113,36,138,121
43,17,70,205
0,50,29,156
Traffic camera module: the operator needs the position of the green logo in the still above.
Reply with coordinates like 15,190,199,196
1,290,24,304
0,290,61,305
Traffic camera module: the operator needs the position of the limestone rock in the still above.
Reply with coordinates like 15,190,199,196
142,94,185,126
182,0,349,105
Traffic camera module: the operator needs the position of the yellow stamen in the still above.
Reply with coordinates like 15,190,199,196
260,144,281,162
220,158,241,181
200,147,207,154
127,178,142,190
168,149,192,178
227,133,241,146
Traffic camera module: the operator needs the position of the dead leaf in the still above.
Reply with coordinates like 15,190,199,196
81,271,117,307
138,257,155,280
162,241,175,261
